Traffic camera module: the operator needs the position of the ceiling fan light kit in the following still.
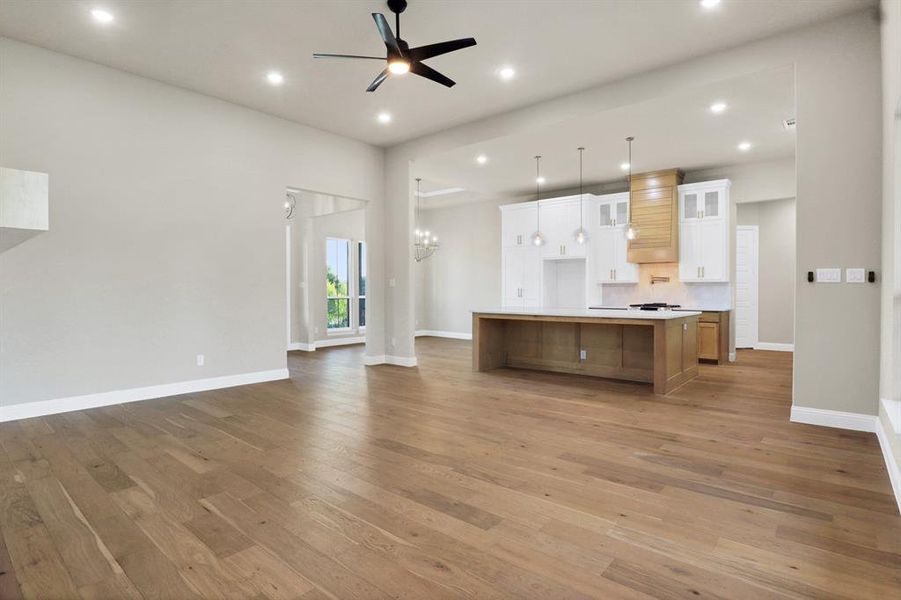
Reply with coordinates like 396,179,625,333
313,0,477,92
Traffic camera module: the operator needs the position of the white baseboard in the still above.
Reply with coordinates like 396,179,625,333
790,406,877,432
362,354,417,367
287,342,315,352
415,329,472,340
729,351,736,362
0,368,289,423
881,397,901,434
755,342,794,352
314,336,365,349
876,415,901,514
287,337,364,352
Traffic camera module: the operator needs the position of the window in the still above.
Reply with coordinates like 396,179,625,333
358,241,367,329
326,238,351,330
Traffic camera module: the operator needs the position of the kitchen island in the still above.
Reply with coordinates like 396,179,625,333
472,308,701,394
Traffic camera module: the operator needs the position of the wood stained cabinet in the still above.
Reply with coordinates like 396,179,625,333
626,169,684,264
697,311,730,364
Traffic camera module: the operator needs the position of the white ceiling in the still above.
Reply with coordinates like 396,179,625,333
0,0,871,147
415,66,795,206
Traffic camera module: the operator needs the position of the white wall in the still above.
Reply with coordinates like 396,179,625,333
394,10,882,417
0,38,383,409
415,198,504,335
737,199,796,345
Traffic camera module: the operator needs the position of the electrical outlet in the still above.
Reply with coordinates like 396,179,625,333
846,268,865,283
579,349,587,360
815,268,841,283
391,337,397,348
196,354,205,366
389,278,396,288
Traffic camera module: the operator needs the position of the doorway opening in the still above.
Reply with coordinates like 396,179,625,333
285,188,367,354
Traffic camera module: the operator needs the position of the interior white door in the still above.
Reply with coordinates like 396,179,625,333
735,226,759,348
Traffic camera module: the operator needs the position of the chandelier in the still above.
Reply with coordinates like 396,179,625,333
413,178,439,262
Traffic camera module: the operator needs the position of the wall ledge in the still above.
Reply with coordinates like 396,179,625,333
0,368,289,423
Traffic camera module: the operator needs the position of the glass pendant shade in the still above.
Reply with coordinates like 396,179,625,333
624,136,638,242
573,146,588,244
573,227,588,244
530,155,546,247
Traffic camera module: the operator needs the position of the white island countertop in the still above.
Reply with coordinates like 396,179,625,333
473,307,702,320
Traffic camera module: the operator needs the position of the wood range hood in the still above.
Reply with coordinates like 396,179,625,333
627,168,683,263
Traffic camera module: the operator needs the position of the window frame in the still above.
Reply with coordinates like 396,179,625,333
357,241,366,332
325,237,353,333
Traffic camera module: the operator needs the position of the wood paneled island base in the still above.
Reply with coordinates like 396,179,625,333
473,309,700,394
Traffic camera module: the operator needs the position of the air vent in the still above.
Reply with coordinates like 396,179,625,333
782,117,797,131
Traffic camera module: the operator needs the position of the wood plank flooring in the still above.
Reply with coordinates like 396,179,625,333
1,339,898,599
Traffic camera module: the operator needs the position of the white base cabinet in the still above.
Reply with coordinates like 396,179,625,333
678,180,731,283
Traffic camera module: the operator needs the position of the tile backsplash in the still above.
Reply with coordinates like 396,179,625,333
593,263,732,310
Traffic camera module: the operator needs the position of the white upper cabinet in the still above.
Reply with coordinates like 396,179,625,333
500,202,537,248
502,246,540,308
591,193,638,283
678,180,730,282
539,196,587,259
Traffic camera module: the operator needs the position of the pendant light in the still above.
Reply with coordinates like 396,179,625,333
530,155,545,246
573,146,588,244
413,178,439,262
624,136,639,241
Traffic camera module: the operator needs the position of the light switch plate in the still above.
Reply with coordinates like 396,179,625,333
815,268,841,283
846,268,865,283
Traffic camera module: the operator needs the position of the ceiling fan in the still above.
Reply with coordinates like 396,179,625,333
313,0,477,92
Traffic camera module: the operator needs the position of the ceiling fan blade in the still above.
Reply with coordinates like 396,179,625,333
410,62,456,88
409,38,477,62
366,68,390,92
372,13,402,56
313,53,385,60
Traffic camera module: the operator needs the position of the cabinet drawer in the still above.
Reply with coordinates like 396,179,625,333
699,311,721,323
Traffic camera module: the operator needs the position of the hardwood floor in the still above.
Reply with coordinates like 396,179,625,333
1,338,898,599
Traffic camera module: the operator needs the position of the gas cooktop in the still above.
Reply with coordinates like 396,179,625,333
589,303,683,312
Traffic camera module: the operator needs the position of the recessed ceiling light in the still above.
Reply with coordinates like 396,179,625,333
377,112,392,124
710,101,727,114
700,0,721,8
266,71,284,86
476,155,488,165
498,66,516,81
91,9,114,24
620,162,630,171
536,176,546,184
738,141,752,151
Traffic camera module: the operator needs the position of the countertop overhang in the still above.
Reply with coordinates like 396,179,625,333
472,307,701,320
